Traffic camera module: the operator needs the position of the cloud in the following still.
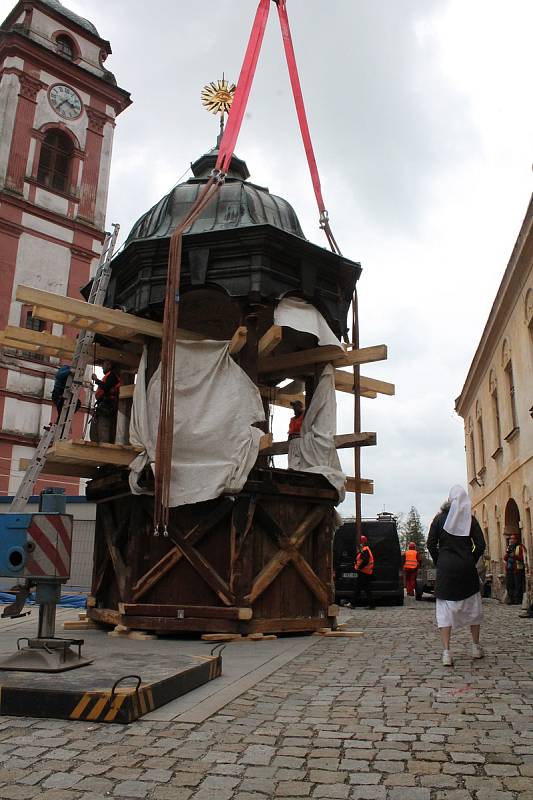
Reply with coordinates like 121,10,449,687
65,0,532,525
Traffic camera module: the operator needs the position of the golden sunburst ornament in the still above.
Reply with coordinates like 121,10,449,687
201,77,236,117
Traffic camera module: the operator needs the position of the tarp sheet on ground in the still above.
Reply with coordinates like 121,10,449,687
0,592,86,608
288,363,346,504
129,340,265,507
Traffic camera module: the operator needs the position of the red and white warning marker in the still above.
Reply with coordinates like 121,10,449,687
26,514,72,579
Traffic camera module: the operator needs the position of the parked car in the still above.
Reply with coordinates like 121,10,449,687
415,563,436,600
334,513,404,606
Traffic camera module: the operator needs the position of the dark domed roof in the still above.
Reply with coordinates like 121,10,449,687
40,0,100,37
124,147,305,246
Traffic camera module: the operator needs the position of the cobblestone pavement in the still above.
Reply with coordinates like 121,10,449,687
1,598,532,800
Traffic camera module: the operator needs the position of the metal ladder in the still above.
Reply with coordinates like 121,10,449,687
10,224,120,513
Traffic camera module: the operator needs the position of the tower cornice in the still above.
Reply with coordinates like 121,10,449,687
0,28,131,114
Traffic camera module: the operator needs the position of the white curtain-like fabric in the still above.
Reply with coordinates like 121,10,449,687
274,297,343,348
129,340,265,507
444,485,472,537
288,364,346,504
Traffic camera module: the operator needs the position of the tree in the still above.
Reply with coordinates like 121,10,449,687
399,506,427,563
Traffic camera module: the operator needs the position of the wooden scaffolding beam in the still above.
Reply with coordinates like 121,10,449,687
0,326,141,367
334,368,395,396
258,344,387,379
261,431,376,456
15,285,203,343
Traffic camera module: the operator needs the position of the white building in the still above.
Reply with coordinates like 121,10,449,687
455,195,533,602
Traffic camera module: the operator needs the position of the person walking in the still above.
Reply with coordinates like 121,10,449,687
351,534,375,610
427,485,486,666
504,533,526,604
403,541,420,597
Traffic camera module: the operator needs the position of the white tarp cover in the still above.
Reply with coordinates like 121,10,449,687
274,296,343,348
129,341,265,507
288,364,346,504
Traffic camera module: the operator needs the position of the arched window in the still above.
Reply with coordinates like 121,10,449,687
466,417,476,482
475,400,485,472
37,130,73,193
56,34,75,60
489,370,502,454
501,340,518,436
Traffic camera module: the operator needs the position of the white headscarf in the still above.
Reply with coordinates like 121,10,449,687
444,485,472,536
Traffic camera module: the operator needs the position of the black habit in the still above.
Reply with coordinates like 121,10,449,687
427,511,485,601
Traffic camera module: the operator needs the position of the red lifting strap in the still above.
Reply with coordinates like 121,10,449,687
216,0,341,255
216,0,270,174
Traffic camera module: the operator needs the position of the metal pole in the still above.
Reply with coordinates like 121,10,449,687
38,603,56,638
352,292,362,543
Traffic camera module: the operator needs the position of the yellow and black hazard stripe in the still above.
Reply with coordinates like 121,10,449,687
69,686,155,723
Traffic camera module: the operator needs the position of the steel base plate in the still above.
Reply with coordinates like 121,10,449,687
0,652,222,723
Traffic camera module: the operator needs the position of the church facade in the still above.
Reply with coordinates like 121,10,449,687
455,195,533,602
0,0,130,502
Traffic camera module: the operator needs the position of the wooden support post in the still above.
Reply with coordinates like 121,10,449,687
229,326,247,354
258,325,282,356
116,372,135,445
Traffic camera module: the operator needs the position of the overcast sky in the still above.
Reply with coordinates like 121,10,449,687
42,0,533,528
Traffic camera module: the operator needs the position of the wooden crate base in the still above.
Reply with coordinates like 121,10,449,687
88,607,330,636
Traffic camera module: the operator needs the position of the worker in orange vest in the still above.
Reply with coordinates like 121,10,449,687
351,534,375,610
90,360,121,444
403,541,421,597
288,399,304,439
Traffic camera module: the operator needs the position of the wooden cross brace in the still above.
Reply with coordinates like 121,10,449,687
244,504,330,607
132,498,235,603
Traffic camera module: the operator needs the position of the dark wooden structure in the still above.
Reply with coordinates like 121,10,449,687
86,468,339,634
83,146,364,634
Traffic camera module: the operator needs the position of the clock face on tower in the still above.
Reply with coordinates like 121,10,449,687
49,84,82,119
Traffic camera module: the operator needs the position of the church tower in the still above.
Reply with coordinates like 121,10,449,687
0,0,130,499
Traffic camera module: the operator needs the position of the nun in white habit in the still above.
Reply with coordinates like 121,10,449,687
426,485,486,666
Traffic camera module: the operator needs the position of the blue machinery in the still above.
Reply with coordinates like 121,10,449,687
0,489,92,672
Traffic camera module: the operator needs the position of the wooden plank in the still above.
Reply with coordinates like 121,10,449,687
15,285,203,343
258,433,273,451
258,344,387,378
261,431,376,457
46,440,142,467
167,530,236,607
201,633,242,642
120,616,239,633
290,550,329,606
258,325,282,356
2,326,141,367
335,369,395,396
19,457,99,479
86,608,120,626
101,506,128,601
132,498,234,601
118,603,252,621
229,325,247,354
258,386,304,409
119,384,136,399
345,477,374,495
245,506,326,605
0,336,40,353
246,617,326,634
